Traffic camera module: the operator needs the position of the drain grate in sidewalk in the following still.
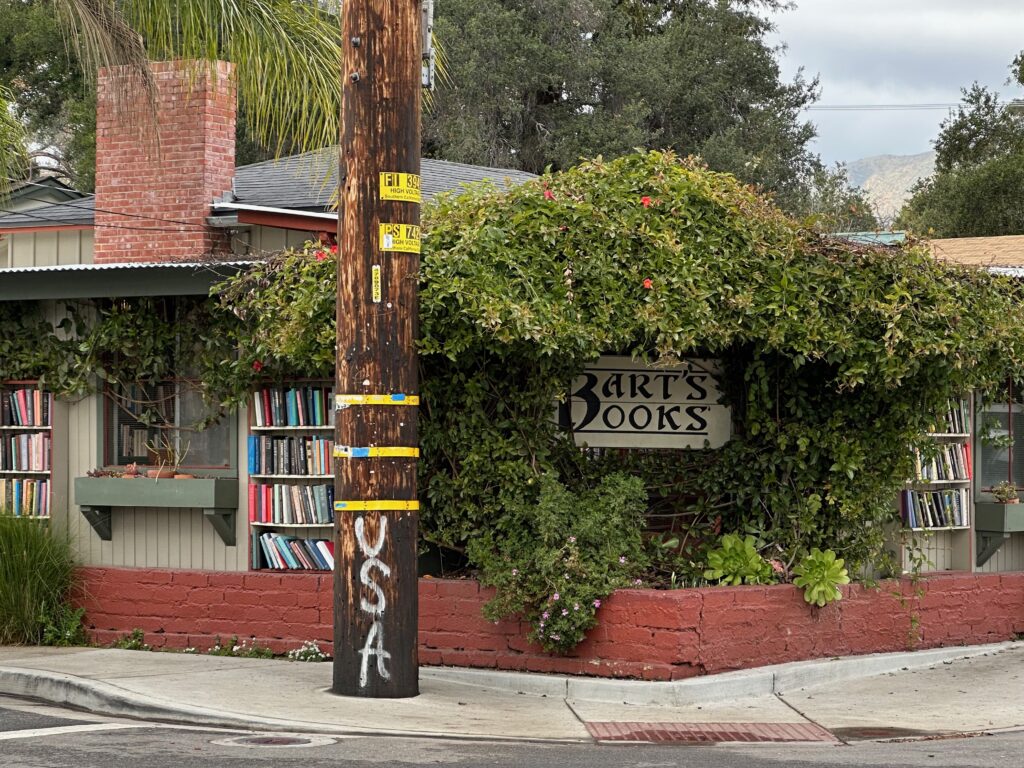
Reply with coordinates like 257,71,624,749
586,721,839,744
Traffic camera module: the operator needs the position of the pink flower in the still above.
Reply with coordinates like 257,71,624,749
552,593,560,601
568,536,576,543
642,278,653,290
561,608,568,616
315,250,328,261
633,578,643,586
512,568,519,576
640,196,652,207
543,188,555,200
618,556,627,564
770,559,785,574
593,599,602,609
542,611,549,619
251,360,264,372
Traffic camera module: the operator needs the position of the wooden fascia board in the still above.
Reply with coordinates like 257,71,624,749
235,209,337,233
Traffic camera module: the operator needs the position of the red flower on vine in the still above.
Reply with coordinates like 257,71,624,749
640,196,652,208
642,278,653,290
330,244,339,254
543,188,555,200
252,360,264,372
315,250,329,261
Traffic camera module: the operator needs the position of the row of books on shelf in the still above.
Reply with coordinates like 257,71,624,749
252,385,334,428
929,399,969,434
248,481,335,525
1,388,51,427
1,432,50,471
256,532,334,571
120,426,152,459
0,478,50,518
914,441,972,482
900,488,969,529
246,435,333,476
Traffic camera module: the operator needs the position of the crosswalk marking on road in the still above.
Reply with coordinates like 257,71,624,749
0,723,142,741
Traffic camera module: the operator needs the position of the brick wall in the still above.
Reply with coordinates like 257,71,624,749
93,60,235,264
76,568,1024,680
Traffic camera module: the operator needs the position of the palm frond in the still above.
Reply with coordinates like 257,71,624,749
0,87,29,201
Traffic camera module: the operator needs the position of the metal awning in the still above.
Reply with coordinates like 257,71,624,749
0,261,256,300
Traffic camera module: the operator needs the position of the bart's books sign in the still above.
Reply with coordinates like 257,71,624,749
565,356,731,449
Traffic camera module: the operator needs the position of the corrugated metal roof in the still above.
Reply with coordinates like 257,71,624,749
0,260,255,274
833,231,907,246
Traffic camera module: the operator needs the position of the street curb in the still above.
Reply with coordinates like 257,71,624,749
427,641,1020,706
0,667,586,743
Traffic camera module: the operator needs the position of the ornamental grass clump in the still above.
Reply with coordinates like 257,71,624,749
0,514,80,645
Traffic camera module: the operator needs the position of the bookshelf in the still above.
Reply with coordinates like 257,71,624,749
898,398,973,572
0,382,54,521
247,382,335,571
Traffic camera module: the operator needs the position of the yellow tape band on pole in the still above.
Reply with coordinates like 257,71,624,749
333,446,420,459
335,394,420,408
334,500,420,512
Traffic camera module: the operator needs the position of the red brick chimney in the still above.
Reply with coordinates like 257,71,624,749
93,60,236,264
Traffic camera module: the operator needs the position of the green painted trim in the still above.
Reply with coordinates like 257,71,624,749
974,501,1024,533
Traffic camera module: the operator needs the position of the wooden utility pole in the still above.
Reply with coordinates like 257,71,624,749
333,0,422,698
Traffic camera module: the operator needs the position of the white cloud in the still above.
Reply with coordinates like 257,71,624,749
765,0,1024,162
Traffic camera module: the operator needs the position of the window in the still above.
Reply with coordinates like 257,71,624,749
977,399,1024,491
105,380,230,469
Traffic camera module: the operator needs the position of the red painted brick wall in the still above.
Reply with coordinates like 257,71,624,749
93,60,235,264
76,568,1024,680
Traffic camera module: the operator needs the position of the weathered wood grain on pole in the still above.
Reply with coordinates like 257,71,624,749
333,0,421,698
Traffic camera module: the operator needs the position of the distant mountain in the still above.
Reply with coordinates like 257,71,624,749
846,152,936,223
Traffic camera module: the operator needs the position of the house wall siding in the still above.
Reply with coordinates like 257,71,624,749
9,230,93,268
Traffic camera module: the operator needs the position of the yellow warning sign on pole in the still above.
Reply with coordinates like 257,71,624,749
379,223,421,253
379,172,421,203
371,264,382,303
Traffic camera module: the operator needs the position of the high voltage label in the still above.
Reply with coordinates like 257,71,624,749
379,172,421,203
379,223,421,253
371,264,382,303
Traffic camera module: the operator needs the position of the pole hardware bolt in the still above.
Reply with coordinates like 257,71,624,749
350,71,361,82
351,36,362,47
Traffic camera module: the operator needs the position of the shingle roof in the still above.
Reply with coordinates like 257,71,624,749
0,196,95,229
233,148,537,210
0,149,537,230
930,235,1024,268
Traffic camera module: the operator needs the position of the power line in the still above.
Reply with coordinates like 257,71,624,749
2,176,213,230
0,201,208,234
804,103,959,112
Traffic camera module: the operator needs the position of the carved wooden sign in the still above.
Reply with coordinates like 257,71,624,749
565,356,731,449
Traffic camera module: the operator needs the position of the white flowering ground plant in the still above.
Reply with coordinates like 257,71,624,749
468,472,648,654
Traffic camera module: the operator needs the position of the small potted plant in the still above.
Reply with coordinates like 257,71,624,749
991,480,1019,504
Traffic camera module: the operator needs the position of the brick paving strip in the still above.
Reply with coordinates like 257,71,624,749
585,721,840,744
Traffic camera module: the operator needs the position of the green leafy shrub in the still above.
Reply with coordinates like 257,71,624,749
42,604,88,647
468,473,648,653
703,533,775,585
793,548,850,607
208,635,274,658
0,515,81,645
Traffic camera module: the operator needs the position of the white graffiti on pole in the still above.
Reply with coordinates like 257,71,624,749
355,515,392,687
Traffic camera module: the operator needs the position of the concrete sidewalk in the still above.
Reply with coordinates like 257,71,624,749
0,642,1021,743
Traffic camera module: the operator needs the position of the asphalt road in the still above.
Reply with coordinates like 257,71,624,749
2,695,1023,768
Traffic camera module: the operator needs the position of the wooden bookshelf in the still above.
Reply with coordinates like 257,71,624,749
0,382,54,521
247,382,335,572
898,398,974,572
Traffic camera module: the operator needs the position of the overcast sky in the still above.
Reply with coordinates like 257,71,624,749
765,0,1024,165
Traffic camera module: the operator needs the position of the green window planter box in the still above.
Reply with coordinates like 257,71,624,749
974,502,1024,534
74,476,239,545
